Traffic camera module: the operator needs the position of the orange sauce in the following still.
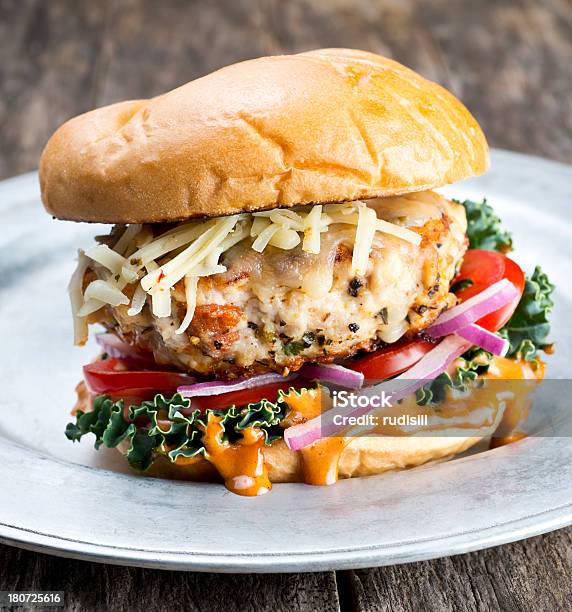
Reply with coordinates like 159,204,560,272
301,437,349,486
485,356,545,447
490,431,528,449
292,356,546,488
202,414,271,496
280,387,322,425
280,387,351,486
171,454,203,467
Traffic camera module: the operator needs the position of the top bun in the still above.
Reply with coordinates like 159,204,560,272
40,48,489,224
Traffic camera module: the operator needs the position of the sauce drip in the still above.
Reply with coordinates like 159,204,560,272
281,387,322,426
486,356,545,448
202,414,271,496
301,438,349,486
280,387,351,486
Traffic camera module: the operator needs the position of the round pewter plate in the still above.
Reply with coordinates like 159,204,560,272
0,149,571,572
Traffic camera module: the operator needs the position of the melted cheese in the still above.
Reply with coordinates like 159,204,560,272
72,199,423,345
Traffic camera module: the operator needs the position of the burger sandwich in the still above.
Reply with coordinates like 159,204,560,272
39,49,554,496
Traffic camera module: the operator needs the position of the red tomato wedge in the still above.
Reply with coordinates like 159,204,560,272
347,338,435,382
83,359,195,395
453,249,525,331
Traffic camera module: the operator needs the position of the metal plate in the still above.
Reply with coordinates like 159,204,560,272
0,149,571,572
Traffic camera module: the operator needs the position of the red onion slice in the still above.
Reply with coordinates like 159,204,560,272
427,278,518,338
455,324,509,357
300,363,364,389
284,335,472,451
178,372,294,398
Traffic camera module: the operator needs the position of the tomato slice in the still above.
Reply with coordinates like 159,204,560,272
83,358,195,395
347,338,435,382
190,381,303,412
84,358,304,412
453,249,525,331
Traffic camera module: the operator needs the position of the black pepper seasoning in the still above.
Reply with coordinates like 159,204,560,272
348,277,363,297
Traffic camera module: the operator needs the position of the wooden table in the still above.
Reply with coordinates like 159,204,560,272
1,1,571,609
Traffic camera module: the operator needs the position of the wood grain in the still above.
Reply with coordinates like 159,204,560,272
0,544,340,611
340,528,572,611
1,0,571,610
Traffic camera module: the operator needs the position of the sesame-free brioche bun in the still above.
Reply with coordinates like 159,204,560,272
40,48,489,224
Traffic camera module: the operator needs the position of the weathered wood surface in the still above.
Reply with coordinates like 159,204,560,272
1,0,571,610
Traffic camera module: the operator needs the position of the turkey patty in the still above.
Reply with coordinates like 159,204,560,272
89,191,467,378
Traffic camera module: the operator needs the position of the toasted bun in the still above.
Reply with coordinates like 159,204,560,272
40,48,489,224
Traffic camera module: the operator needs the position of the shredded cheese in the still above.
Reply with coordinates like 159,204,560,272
83,279,130,307
113,223,142,255
376,218,421,246
352,204,378,275
85,244,126,275
151,287,172,318
125,220,212,276
77,298,106,317
73,199,424,343
128,283,147,316
68,250,90,346
141,215,239,292
269,227,301,250
251,216,269,237
252,223,280,253
175,275,199,334
303,204,322,254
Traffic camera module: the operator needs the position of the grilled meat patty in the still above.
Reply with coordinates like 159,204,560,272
90,191,467,378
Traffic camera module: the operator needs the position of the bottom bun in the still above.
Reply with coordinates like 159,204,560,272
117,421,500,485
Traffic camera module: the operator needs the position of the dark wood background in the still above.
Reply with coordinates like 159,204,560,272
1,0,571,610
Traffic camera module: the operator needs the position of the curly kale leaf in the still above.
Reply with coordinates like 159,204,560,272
65,395,133,448
499,266,555,361
213,395,288,445
416,348,492,406
66,393,194,470
65,389,293,471
458,198,513,252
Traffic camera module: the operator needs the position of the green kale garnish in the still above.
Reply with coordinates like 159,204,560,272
458,198,513,252
499,266,554,361
416,347,493,406
66,390,295,472
456,199,555,363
